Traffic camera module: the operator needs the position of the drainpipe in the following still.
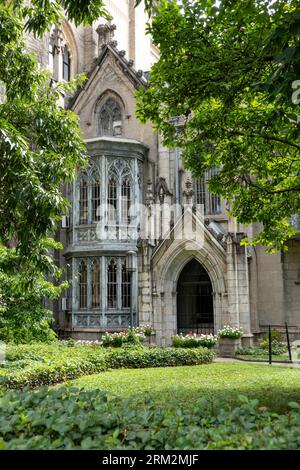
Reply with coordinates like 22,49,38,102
174,146,180,220
173,116,180,221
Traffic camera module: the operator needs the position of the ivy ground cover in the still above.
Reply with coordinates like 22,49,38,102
1,363,300,449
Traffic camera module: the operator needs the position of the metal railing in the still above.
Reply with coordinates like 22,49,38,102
178,324,214,335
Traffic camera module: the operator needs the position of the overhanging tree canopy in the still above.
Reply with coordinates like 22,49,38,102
0,1,111,279
137,0,300,251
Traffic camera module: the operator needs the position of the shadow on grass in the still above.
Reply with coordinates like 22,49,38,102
69,363,300,414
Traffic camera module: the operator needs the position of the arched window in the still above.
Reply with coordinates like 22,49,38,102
107,176,117,224
107,259,117,308
78,167,101,225
121,178,131,225
91,260,100,308
79,177,88,225
92,177,101,223
194,168,221,215
79,261,87,309
62,46,71,81
99,97,122,136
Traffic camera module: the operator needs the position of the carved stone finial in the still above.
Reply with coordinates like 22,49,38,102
145,179,154,207
137,70,144,77
50,25,64,54
183,177,194,205
96,23,117,54
109,40,118,48
128,59,134,67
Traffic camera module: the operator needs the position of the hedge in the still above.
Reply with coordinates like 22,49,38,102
1,386,300,450
105,347,214,369
0,345,214,389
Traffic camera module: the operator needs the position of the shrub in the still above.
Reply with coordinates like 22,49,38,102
0,346,107,389
0,343,214,389
172,334,217,349
218,325,243,339
259,330,287,354
0,387,300,450
0,246,65,344
236,345,287,356
105,347,214,369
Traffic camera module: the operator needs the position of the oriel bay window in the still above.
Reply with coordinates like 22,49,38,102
76,257,132,312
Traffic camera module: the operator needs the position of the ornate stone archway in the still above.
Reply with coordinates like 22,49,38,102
177,258,214,335
151,239,228,346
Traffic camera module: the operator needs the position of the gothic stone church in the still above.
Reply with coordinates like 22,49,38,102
26,1,300,345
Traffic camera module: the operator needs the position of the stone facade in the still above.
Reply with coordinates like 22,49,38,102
25,0,300,344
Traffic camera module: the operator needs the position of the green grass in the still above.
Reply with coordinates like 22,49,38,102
69,362,300,413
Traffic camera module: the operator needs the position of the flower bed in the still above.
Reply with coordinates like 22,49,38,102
218,326,243,339
102,325,154,347
172,333,217,349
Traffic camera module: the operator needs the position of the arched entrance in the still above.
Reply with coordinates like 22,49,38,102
177,258,214,334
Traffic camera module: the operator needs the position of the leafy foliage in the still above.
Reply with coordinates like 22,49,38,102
0,387,300,449
235,346,288,357
105,346,214,370
137,0,300,251
0,4,88,280
259,330,288,354
0,246,64,344
5,0,111,36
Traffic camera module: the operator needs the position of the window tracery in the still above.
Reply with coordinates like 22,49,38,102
98,95,123,136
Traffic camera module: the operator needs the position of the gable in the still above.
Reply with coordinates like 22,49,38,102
69,45,147,141
151,208,227,267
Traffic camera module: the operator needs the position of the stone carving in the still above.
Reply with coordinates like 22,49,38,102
102,64,122,83
76,315,89,327
96,23,117,52
108,158,133,182
155,177,172,204
77,229,89,241
89,316,101,327
183,178,194,205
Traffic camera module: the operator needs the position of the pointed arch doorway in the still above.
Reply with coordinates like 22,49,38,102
177,259,214,334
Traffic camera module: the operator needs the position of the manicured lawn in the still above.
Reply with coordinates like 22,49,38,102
70,362,300,413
